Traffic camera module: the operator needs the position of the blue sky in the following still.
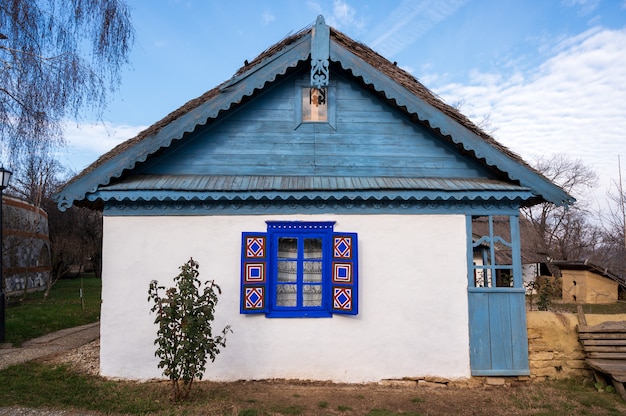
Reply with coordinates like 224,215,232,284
61,0,626,213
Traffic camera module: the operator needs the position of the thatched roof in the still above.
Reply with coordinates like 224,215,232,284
57,17,574,210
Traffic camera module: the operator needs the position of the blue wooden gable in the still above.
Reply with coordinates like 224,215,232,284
135,72,493,179
55,16,573,214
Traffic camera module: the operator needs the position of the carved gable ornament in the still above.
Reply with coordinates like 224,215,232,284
310,15,330,89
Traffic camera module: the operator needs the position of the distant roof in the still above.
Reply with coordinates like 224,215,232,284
55,16,574,211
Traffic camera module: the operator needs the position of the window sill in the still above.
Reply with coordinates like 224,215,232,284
266,310,332,318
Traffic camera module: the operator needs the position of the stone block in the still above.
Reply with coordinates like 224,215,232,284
533,367,558,378
424,376,450,384
530,360,559,369
450,378,484,388
379,379,417,388
529,351,554,361
566,359,588,369
485,377,506,386
418,380,448,388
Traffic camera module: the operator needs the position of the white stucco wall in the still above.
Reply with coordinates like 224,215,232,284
100,214,470,382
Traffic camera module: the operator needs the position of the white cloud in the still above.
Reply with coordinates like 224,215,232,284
59,122,146,173
262,10,276,25
433,27,626,210
331,0,364,30
306,0,364,32
368,0,467,57
562,0,600,15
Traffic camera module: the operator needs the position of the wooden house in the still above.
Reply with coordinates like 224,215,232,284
55,16,573,382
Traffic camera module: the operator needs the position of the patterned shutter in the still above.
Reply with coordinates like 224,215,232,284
240,232,269,314
331,233,358,315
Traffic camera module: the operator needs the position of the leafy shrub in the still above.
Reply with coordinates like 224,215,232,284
148,258,231,401
526,276,560,311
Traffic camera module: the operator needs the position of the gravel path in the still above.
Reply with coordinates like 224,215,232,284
0,323,101,415
0,322,100,370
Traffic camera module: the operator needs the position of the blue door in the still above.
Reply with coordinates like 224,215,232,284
467,215,530,376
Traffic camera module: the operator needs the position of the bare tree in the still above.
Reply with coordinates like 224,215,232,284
9,146,64,207
598,159,626,278
522,154,600,263
0,0,134,156
43,199,102,282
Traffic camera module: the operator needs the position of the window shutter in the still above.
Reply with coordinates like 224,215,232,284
331,233,358,315
240,232,269,314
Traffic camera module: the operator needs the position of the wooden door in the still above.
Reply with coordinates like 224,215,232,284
467,215,530,376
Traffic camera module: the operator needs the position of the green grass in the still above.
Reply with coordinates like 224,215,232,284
4,274,101,346
0,365,624,416
0,362,164,414
553,302,626,314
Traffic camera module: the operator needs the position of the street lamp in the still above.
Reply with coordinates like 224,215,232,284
0,166,12,342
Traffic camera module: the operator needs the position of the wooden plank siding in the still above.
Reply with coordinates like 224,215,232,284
136,71,495,179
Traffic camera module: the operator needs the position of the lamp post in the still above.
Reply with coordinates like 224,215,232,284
0,166,12,342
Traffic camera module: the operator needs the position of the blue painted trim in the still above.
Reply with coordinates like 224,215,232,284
266,222,332,318
55,35,313,212
56,28,574,212
88,189,535,205
467,213,530,376
510,215,523,288
240,221,358,318
266,310,332,318
471,369,531,376
468,287,526,294
103,198,523,216
310,15,330,89
241,232,270,314
329,41,574,207
332,232,358,315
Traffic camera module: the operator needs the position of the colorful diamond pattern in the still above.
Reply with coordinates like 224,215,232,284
244,287,264,309
246,236,265,258
333,262,352,284
333,287,352,310
245,262,265,283
333,236,351,258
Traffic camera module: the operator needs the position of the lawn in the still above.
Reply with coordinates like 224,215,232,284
4,274,101,346
0,363,626,415
2,277,626,415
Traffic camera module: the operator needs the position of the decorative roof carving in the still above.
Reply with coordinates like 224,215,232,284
54,15,575,212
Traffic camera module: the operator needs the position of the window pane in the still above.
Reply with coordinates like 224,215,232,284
303,284,322,306
302,87,328,122
474,267,492,288
496,269,514,287
276,284,297,307
494,237,513,266
278,237,297,259
304,238,323,259
277,260,297,282
303,261,322,282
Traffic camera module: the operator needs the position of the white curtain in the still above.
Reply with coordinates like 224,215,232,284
276,237,323,307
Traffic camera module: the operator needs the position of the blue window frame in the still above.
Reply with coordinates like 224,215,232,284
240,221,358,317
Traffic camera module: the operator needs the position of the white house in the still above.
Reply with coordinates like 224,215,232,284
55,16,573,382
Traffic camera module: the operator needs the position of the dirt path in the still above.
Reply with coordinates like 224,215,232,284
0,322,99,370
